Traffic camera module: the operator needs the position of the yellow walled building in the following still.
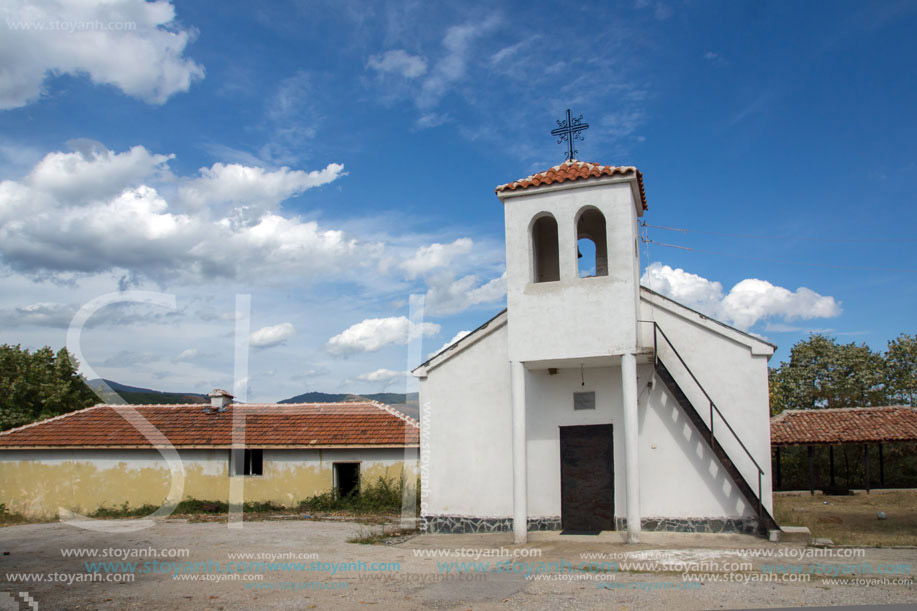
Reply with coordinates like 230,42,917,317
0,391,419,518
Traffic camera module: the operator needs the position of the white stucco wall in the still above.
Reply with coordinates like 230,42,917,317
524,362,761,520
503,180,642,362
419,293,774,523
638,290,774,513
418,316,514,518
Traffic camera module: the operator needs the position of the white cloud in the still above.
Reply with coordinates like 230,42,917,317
327,316,440,356
28,144,173,201
250,322,296,348
176,161,345,216
0,0,204,109
0,144,357,282
357,368,408,382
176,348,198,360
417,15,502,109
721,279,842,330
428,330,471,359
414,112,450,130
402,238,473,278
641,263,726,316
600,110,645,139
424,271,507,316
640,262,842,330
367,50,427,78
0,301,76,328
634,0,672,20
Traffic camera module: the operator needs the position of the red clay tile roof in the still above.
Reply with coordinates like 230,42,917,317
495,160,647,210
0,402,419,448
770,406,917,446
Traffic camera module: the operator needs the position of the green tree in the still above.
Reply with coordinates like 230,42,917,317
0,345,97,431
769,334,887,414
885,333,917,406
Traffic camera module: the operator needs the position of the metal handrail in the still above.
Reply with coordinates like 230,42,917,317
641,320,766,526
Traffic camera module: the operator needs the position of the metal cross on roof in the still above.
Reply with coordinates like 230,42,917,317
551,108,589,161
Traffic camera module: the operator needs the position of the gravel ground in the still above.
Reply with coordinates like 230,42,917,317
0,519,914,610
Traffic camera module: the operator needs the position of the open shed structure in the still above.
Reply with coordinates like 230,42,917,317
770,406,917,494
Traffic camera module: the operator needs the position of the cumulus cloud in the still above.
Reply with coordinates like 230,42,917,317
327,316,440,356
424,271,507,316
357,368,408,382
401,238,473,278
250,322,296,348
0,143,357,282
176,162,345,217
0,0,204,109
367,50,427,78
428,330,472,359
640,262,841,330
28,144,173,201
0,301,77,328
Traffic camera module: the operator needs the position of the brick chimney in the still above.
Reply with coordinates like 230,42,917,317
208,389,233,412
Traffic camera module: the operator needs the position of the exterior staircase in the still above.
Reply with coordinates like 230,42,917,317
648,323,779,535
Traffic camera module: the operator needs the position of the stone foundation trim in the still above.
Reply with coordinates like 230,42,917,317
421,515,759,535
421,515,561,534
616,517,760,535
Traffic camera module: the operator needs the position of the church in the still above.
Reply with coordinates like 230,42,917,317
413,158,777,543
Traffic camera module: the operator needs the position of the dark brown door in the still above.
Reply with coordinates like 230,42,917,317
560,424,614,531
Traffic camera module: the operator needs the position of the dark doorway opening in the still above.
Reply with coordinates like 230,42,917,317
560,424,614,531
334,462,360,498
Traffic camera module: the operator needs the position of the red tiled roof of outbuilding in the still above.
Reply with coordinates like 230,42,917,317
0,402,419,448
770,406,917,446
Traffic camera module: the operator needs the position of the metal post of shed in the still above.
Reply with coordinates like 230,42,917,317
879,443,885,486
775,447,782,489
807,446,815,496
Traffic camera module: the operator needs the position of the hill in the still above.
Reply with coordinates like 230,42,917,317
86,379,208,405
279,391,419,419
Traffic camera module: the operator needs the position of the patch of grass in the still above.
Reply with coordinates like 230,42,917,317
347,524,417,544
87,499,289,519
774,489,917,546
90,502,160,518
0,503,30,526
175,499,228,514
298,474,419,515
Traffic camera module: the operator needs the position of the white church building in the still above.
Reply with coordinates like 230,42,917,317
413,160,777,543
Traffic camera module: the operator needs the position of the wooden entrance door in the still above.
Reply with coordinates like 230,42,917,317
559,424,614,531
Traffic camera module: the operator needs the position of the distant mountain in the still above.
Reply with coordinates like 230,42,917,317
83,381,419,418
278,391,353,403
278,391,418,404
86,379,208,405
279,391,419,420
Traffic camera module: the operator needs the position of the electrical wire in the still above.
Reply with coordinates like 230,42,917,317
643,238,917,273
643,223,917,245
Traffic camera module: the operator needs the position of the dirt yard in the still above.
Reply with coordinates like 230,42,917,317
774,489,917,546
1,517,914,610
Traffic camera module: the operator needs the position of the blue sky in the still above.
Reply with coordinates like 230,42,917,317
0,0,914,401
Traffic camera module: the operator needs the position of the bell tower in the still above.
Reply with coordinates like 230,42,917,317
495,160,647,366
